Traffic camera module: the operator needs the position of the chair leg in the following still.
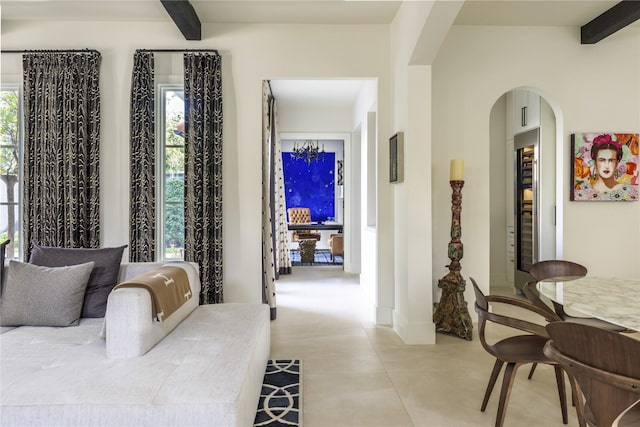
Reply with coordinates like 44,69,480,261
553,365,568,424
527,363,537,379
482,359,505,412
495,362,519,427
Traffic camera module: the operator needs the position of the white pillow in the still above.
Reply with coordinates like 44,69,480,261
0,260,95,327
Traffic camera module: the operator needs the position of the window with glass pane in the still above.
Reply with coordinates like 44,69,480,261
0,87,21,260
160,87,185,260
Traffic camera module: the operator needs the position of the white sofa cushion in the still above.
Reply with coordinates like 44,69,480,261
105,261,200,359
1,303,271,427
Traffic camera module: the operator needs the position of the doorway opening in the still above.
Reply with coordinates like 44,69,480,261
489,87,564,295
262,78,379,326
281,137,345,266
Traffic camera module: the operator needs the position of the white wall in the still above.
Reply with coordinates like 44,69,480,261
489,95,507,288
432,25,640,319
387,1,462,344
360,111,379,315
1,19,392,304
538,97,557,262
278,105,352,132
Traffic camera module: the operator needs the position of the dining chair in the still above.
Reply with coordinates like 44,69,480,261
0,239,9,293
328,233,343,262
544,322,640,427
286,207,320,241
523,260,628,381
615,400,640,427
471,277,568,427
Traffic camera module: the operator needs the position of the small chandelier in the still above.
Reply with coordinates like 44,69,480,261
293,140,325,164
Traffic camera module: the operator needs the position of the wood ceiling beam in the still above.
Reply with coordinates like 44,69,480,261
160,0,201,41
581,0,640,44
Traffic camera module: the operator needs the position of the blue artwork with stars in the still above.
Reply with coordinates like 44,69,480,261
282,152,335,222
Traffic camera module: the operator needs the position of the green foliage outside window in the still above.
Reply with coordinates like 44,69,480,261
0,89,20,259
163,90,185,259
165,178,184,253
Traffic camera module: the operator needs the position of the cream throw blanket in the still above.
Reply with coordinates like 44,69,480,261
113,266,192,321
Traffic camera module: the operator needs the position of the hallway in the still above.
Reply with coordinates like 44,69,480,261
269,266,579,427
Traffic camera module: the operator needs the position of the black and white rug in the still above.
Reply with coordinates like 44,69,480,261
290,249,343,266
254,359,302,427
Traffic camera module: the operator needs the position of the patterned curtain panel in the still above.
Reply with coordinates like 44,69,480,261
22,51,101,255
261,82,277,318
183,53,223,305
271,98,292,276
129,51,156,262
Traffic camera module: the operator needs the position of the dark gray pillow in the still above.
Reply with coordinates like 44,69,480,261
0,260,95,327
29,244,127,318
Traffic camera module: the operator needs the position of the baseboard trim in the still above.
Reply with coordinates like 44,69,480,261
375,305,393,326
393,310,436,345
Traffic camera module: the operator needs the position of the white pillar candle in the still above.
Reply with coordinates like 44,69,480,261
450,159,464,181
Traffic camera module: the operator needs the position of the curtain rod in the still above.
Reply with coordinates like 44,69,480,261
136,49,219,55
1,49,99,54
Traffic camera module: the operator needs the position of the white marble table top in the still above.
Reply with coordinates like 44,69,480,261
538,276,640,332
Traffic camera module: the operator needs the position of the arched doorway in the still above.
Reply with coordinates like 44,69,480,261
489,87,564,294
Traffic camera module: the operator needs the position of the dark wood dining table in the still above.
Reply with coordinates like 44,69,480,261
537,276,640,332
287,223,343,233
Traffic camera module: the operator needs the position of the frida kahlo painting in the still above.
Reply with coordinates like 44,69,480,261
571,132,639,201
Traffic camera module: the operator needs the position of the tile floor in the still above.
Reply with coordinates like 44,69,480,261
269,266,581,427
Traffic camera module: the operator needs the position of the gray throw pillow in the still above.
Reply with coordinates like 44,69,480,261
29,243,127,318
0,260,95,327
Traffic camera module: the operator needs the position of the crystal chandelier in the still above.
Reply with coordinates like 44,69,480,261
293,140,325,163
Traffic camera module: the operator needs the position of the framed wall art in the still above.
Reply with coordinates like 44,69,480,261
389,132,404,183
282,152,336,221
571,132,639,201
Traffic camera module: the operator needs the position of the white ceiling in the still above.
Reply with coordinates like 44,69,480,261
0,1,403,24
0,1,621,26
454,1,623,28
267,1,624,108
268,79,369,108
1,0,629,107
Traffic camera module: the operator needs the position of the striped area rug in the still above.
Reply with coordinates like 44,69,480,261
254,359,302,427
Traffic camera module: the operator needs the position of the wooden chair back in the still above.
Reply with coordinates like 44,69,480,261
286,207,320,241
529,259,587,282
471,277,550,353
545,322,640,427
529,260,587,318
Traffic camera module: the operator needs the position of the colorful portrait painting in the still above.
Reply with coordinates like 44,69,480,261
571,133,639,201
